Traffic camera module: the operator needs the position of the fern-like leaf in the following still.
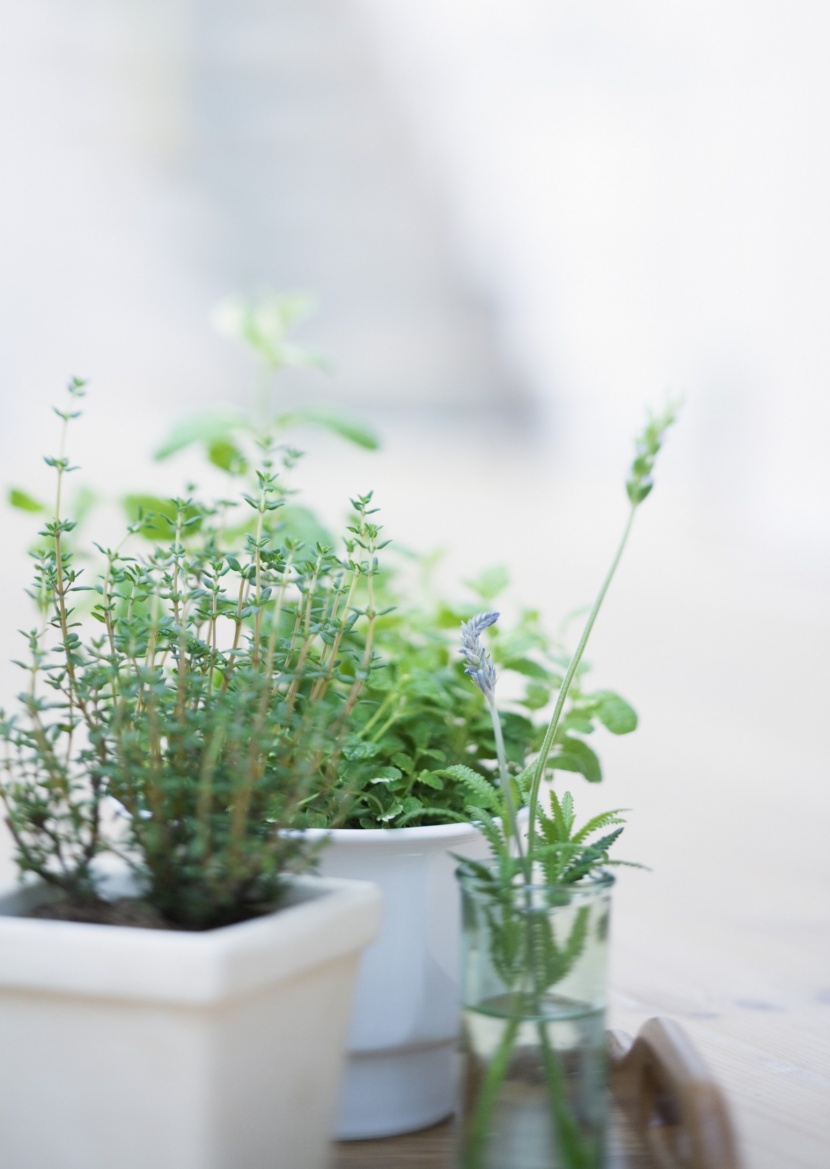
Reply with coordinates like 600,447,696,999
395,805,470,827
466,805,509,857
571,808,627,844
440,764,501,813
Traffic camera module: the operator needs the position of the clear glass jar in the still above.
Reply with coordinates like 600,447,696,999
456,869,614,1169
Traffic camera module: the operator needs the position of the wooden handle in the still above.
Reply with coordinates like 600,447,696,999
607,1017,742,1169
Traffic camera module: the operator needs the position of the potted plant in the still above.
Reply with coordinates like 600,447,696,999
452,404,678,1168
0,380,383,1169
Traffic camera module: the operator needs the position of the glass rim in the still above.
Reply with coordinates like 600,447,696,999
456,864,615,898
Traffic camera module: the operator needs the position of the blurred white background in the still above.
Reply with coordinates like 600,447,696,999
1,5,828,1158
1,1,827,565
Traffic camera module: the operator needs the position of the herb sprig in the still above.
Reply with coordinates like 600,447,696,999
458,400,679,886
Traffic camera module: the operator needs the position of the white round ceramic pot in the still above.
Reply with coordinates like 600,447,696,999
304,821,489,1140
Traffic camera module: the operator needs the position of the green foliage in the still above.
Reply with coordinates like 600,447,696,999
455,404,676,1169
304,571,636,829
212,290,327,371
454,399,677,1031
153,292,379,470
8,488,46,513
0,385,383,929
152,406,252,463
464,565,510,603
456,786,629,898
122,494,204,541
626,399,680,505
275,408,379,451
549,736,602,783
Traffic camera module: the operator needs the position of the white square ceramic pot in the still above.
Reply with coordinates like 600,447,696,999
0,875,381,1169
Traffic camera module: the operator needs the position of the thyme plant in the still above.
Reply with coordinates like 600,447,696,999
0,381,383,929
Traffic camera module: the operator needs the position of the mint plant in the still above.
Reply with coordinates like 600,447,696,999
155,290,379,477
302,571,638,829
0,381,383,929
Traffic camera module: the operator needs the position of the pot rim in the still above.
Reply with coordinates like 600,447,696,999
300,818,484,844
0,873,380,1005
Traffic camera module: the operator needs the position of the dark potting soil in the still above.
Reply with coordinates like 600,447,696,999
28,897,174,930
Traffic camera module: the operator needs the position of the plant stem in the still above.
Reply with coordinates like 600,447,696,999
487,695,527,872
527,504,637,837
535,1020,595,1169
462,1012,522,1169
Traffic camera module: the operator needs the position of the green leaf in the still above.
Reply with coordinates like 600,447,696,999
550,737,602,784
464,565,509,602
522,681,551,711
208,439,247,474
277,505,333,549
153,407,251,461
560,790,575,833
440,764,501,812
435,602,474,629
122,495,203,541
212,292,326,369
397,805,470,827
593,691,638,735
8,488,46,513
561,714,595,735
369,767,403,784
546,791,569,844
501,656,550,680
71,486,99,526
275,408,379,450
572,808,627,845
466,806,508,854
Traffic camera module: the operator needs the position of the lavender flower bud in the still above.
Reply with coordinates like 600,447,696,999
460,611,499,700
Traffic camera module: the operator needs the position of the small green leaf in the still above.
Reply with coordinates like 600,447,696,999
208,439,247,474
593,691,638,735
8,488,46,513
501,656,549,680
277,505,333,549
71,486,99,526
440,764,500,812
369,767,403,785
153,408,251,461
561,714,595,735
550,737,602,783
416,770,445,791
213,292,325,369
122,495,203,541
342,740,380,762
275,408,380,450
523,681,551,711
